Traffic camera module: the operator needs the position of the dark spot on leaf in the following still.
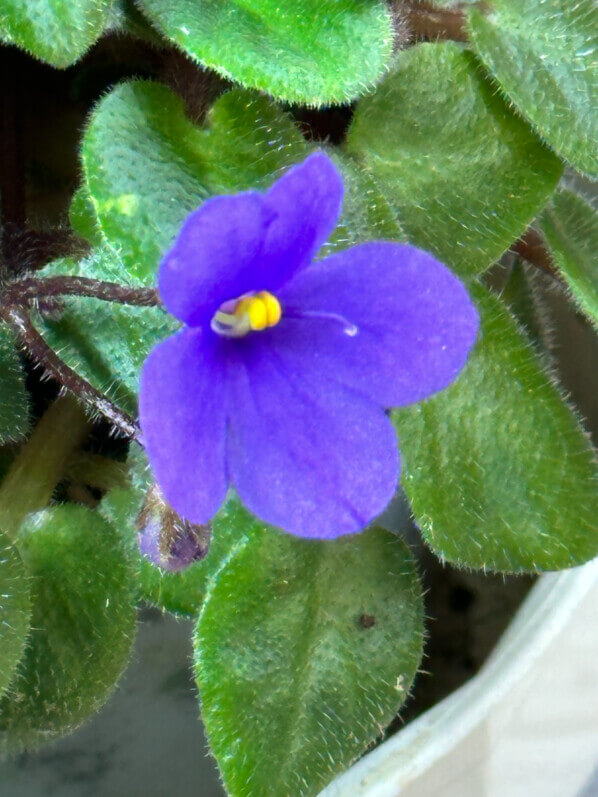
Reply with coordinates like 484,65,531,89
359,613,376,629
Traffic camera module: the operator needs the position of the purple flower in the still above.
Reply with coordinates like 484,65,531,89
139,153,479,539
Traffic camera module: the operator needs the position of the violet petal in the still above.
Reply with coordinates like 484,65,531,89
139,328,228,524
277,242,480,407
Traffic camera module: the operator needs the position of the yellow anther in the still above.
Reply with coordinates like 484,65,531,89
235,292,281,332
211,291,282,338
257,291,282,327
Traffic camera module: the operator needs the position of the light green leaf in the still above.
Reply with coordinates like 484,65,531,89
0,505,136,754
195,524,423,797
0,532,30,699
33,245,177,415
83,82,309,281
346,42,563,277
468,0,598,177
394,284,598,573
136,0,393,104
0,0,115,67
0,325,30,443
540,190,598,329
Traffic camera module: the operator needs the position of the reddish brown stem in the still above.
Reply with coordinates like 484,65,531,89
3,275,160,308
1,305,140,439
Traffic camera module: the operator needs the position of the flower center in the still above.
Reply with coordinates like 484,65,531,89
210,291,282,338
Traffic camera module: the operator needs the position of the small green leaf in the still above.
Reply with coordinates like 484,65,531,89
136,0,393,104
0,0,115,67
195,524,423,797
0,505,136,753
346,42,563,277
33,246,177,415
394,284,598,573
468,0,598,177
83,82,309,281
540,190,598,329
101,448,248,616
0,325,30,443
0,532,30,700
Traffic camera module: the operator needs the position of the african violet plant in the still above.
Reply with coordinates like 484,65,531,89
0,0,597,795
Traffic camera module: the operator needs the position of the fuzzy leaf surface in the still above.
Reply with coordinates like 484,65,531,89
0,325,30,443
137,0,393,104
0,532,30,699
468,0,598,177
346,42,563,277
195,524,423,797
394,285,598,572
0,505,136,753
0,0,115,67
541,190,598,329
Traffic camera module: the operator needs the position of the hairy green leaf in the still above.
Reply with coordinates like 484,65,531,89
0,505,136,753
0,325,30,443
195,523,423,797
0,0,115,67
346,42,563,277
394,284,598,573
540,190,598,329
468,0,598,177
136,0,393,104
0,532,30,699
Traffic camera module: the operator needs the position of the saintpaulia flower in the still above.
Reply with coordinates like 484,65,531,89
139,153,479,540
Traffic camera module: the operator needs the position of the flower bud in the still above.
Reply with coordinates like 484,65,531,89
137,483,210,572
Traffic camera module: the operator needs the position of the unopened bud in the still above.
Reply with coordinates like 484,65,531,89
137,484,211,572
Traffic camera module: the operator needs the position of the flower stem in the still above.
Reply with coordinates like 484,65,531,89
0,395,92,537
1,305,140,439
2,275,160,308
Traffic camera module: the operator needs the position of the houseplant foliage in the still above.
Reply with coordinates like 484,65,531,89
0,0,597,795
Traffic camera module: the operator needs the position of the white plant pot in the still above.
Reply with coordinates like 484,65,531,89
322,558,598,797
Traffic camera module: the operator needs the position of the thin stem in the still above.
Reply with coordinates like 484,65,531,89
0,396,92,537
3,275,160,308
1,305,140,439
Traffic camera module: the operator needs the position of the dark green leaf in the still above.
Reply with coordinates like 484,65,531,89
540,190,598,329
394,284,598,573
0,532,30,699
346,42,563,277
0,325,30,443
136,0,393,104
0,505,136,753
195,524,423,797
0,0,115,67
468,0,598,177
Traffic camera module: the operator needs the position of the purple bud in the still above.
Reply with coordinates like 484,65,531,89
137,484,211,572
